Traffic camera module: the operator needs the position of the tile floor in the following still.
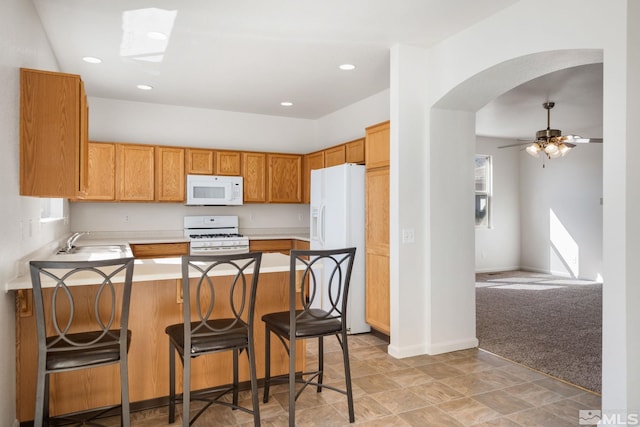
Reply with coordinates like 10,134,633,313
105,333,600,426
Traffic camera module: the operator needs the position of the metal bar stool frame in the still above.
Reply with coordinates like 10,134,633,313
166,252,262,427
262,247,357,426
29,257,135,427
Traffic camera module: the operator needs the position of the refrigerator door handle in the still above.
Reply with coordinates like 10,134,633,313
319,204,326,246
311,207,319,241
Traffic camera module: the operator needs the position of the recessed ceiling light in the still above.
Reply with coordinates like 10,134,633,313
339,64,356,71
280,101,293,107
136,84,153,91
82,56,102,64
147,31,168,41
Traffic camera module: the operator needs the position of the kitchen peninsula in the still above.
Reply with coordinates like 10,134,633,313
8,242,305,423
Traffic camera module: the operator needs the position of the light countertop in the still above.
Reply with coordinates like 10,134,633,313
245,233,309,241
241,228,310,242
7,252,294,291
76,229,310,243
5,230,310,292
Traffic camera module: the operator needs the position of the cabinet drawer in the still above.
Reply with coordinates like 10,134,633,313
130,242,189,259
293,240,310,250
249,239,293,253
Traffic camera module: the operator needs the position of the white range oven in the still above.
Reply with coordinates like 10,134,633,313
184,215,249,255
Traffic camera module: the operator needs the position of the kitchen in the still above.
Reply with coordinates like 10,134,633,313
11,64,389,422
4,1,640,426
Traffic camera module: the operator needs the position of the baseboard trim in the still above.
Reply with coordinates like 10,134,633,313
387,342,427,359
425,337,479,355
475,266,521,273
388,337,479,358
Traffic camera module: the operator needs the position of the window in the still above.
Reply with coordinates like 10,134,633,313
475,155,492,228
40,198,64,222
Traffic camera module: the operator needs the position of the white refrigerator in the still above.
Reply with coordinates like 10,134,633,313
310,163,370,334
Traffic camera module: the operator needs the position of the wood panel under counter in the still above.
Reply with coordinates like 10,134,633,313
248,238,309,254
13,253,304,422
129,242,189,258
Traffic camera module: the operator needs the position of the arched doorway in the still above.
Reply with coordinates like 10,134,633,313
389,48,603,358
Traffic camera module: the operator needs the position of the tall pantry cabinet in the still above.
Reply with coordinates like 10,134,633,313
365,121,390,335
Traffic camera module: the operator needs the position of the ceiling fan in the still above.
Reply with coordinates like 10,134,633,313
498,101,603,159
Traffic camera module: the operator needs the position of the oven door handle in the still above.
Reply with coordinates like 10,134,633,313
190,246,249,255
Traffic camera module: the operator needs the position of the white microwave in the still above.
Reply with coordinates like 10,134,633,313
186,175,243,205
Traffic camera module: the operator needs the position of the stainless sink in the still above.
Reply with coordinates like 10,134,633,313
56,244,129,255
75,245,128,254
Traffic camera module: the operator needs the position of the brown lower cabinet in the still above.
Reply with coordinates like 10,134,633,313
15,270,304,422
249,239,309,255
129,242,189,259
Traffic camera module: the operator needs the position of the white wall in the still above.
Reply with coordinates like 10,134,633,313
475,137,520,272
519,143,603,280
88,97,315,153
0,1,69,425
70,202,310,233
315,89,390,148
90,89,390,154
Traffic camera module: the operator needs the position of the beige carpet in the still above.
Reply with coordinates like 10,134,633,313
476,270,602,393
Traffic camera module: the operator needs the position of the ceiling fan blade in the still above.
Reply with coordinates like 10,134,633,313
497,141,533,149
563,135,603,143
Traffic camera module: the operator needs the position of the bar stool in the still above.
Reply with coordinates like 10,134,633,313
29,257,135,427
165,252,262,427
262,247,357,426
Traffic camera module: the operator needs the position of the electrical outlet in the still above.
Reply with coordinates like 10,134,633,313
402,228,415,244
123,215,129,223
298,213,304,222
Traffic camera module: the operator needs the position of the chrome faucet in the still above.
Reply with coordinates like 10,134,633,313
64,232,87,252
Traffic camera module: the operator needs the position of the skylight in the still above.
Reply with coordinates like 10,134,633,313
120,8,177,63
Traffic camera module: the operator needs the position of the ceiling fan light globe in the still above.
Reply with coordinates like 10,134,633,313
558,143,572,156
549,150,562,159
544,143,559,154
526,144,541,157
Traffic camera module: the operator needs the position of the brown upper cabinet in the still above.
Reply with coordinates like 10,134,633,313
116,144,155,201
185,148,214,175
301,137,366,203
267,153,302,203
324,145,346,167
345,138,366,164
215,150,242,175
241,152,267,203
302,151,324,204
19,68,383,205
155,146,185,202
365,121,390,169
79,142,183,202
20,68,88,198
82,142,116,201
